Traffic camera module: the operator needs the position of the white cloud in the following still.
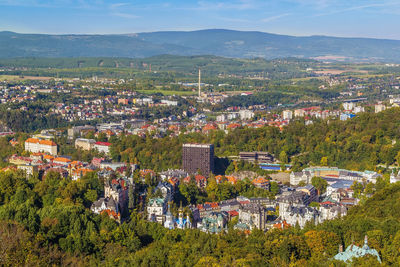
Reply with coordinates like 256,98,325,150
261,13,291,23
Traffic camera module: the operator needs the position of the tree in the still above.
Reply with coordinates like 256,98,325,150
351,181,364,198
279,151,288,164
320,157,328,166
311,177,327,195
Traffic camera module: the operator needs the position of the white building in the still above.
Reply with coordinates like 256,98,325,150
94,141,111,154
147,198,166,224
282,110,293,120
353,106,365,114
161,100,178,106
342,102,356,111
375,103,386,113
280,205,320,228
294,109,305,117
216,114,227,122
239,110,255,120
390,170,400,183
290,171,312,185
75,138,96,150
318,205,347,222
25,138,57,155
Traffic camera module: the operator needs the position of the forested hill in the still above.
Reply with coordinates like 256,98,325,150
0,167,398,265
2,29,400,62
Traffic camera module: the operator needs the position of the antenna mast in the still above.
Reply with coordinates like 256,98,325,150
198,68,201,98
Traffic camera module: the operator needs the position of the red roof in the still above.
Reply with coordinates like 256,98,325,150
195,174,206,182
95,141,111,146
228,210,239,217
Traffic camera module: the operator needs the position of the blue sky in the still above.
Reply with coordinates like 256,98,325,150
0,0,399,39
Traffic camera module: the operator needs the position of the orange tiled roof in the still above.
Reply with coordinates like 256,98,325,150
273,220,290,229
25,138,56,146
101,209,120,220
226,176,238,185
25,137,39,143
53,157,71,163
195,174,206,181
39,140,57,146
252,177,269,184
43,154,55,160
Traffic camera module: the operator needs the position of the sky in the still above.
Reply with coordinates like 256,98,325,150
0,0,400,39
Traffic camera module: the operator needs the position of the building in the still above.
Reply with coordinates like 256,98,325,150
161,99,178,106
163,204,176,229
319,204,347,222
290,171,312,185
53,157,72,166
294,109,305,117
280,205,320,228
104,178,129,213
390,170,400,183
94,141,111,154
342,102,356,111
147,198,166,224
17,164,38,177
25,138,57,155
238,110,254,120
182,144,214,177
282,110,293,120
334,236,381,263
239,151,274,163
159,169,188,180
91,197,121,223
75,138,96,150
155,182,174,202
198,212,228,233
375,103,386,113
235,203,267,230
251,177,270,190
297,185,318,203
68,125,96,138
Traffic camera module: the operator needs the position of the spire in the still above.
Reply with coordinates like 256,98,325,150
363,235,370,250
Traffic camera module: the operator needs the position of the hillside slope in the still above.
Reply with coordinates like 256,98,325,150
1,29,400,62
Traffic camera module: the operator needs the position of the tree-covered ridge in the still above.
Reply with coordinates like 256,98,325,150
2,29,400,62
0,168,399,265
109,107,400,173
0,55,315,79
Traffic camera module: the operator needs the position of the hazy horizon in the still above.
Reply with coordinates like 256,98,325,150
1,0,400,40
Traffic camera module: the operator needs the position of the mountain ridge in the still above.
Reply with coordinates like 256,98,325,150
1,29,400,62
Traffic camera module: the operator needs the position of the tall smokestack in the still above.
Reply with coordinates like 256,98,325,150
198,68,201,98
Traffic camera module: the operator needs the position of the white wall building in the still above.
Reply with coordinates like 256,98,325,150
94,142,111,154
239,110,255,120
282,110,293,120
25,138,57,155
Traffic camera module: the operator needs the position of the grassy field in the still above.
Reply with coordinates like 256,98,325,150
0,75,54,81
136,89,196,96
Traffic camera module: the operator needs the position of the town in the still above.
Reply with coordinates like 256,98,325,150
0,58,398,265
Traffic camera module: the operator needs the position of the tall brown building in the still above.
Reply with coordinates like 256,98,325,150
182,144,214,177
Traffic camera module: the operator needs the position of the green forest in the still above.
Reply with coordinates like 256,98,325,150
0,168,398,265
